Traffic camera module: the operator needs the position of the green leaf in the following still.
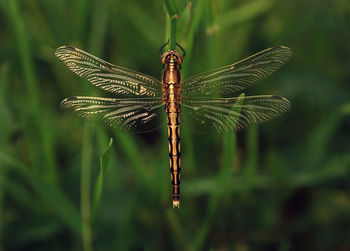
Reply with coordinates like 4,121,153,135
164,0,181,18
92,138,114,220
228,92,245,130
233,93,245,113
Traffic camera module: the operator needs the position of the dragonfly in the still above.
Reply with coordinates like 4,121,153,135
55,42,292,208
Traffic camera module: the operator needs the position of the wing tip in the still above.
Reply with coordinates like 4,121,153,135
270,45,292,51
270,95,292,111
60,96,78,109
270,46,293,59
55,45,77,58
56,45,76,51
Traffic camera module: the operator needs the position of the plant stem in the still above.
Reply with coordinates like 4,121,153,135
81,124,93,251
170,18,176,49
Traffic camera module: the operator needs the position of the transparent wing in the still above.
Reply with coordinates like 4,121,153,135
60,96,165,133
55,46,162,97
181,95,291,133
182,47,292,97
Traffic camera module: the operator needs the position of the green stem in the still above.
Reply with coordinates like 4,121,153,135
81,124,93,251
245,125,258,175
170,18,176,49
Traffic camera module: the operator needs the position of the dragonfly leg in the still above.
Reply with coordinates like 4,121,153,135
159,40,169,55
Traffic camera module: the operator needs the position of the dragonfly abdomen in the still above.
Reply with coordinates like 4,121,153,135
166,87,181,209
162,58,183,208
167,106,181,208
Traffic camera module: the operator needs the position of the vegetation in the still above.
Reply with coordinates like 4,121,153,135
0,0,350,250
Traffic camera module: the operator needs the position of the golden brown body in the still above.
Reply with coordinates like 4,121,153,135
161,50,184,208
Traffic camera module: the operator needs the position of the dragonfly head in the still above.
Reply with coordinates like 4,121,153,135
161,50,184,65
159,41,186,66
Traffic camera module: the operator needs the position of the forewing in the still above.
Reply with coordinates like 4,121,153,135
181,95,291,133
61,96,165,133
55,46,162,97
182,47,292,97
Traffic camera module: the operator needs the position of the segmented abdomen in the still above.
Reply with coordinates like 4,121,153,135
167,108,181,208
162,62,182,208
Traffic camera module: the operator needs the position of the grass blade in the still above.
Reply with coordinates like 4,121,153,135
92,138,114,220
164,0,180,18
80,124,94,251
8,0,57,184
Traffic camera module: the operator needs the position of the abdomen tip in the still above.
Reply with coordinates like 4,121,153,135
172,200,180,209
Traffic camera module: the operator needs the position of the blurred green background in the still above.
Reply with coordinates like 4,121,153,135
1,0,350,250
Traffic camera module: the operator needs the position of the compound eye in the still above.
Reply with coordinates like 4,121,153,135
176,56,182,64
